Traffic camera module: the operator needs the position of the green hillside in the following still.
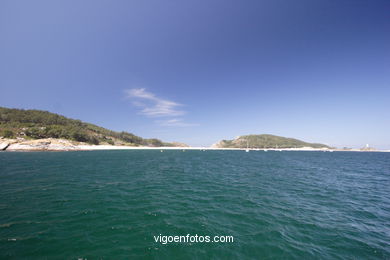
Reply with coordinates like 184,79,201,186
215,134,329,149
0,107,178,146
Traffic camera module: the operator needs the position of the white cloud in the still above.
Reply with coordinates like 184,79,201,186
157,118,199,127
125,88,198,127
125,88,184,117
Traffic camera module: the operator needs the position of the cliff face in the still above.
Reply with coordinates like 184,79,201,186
213,134,329,149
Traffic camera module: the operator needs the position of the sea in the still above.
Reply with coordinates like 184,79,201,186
0,150,389,259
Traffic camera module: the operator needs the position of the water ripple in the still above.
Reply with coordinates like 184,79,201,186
0,150,389,259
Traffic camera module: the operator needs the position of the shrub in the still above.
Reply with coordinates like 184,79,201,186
0,129,14,138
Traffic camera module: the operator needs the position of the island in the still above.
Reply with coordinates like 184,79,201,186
0,107,187,151
1,107,387,152
213,134,330,149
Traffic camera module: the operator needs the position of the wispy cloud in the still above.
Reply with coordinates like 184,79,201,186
125,88,198,127
125,88,184,117
157,118,199,127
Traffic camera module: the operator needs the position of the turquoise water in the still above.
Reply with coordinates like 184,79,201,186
0,150,389,259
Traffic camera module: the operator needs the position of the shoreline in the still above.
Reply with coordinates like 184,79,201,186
1,138,388,152
75,145,390,152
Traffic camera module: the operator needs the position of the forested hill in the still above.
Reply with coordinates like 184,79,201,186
0,107,180,146
214,134,330,149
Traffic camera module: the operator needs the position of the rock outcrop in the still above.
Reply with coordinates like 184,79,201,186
0,142,10,150
4,138,78,151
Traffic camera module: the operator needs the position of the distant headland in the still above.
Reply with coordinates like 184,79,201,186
0,107,387,152
0,106,188,151
213,134,330,149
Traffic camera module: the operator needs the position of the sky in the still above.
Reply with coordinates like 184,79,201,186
1,0,389,148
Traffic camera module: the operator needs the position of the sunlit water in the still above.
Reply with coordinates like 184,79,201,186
0,150,389,259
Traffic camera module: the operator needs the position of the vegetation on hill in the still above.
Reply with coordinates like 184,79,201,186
0,107,180,146
215,134,329,149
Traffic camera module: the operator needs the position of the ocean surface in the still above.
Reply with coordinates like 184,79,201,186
0,150,389,259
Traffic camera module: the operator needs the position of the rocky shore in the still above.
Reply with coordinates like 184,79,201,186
1,138,388,152
0,138,79,151
0,138,190,151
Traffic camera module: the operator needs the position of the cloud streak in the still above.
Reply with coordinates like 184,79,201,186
157,118,199,127
125,88,184,117
125,88,198,127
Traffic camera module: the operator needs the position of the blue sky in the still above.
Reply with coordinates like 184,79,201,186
1,0,389,148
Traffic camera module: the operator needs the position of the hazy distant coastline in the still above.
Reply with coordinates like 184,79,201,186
0,138,388,152
1,107,386,152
